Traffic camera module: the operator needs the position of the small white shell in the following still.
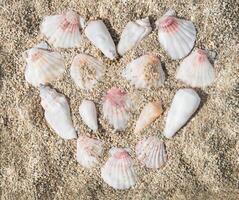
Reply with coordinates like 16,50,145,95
101,147,137,190
76,136,103,168
70,54,105,90
176,49,216,87
85,20,117,59
23,42,65,87
79,100,98,131
117,17,152,56
122,54,165,88
39,85,77,140
163,88,200,138
136,136,167,169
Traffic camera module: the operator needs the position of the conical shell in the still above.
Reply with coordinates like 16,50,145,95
79,100,98,131
85,20,117,59
40,10,84,48
122,54,165,88
163,88,200,138
70,54,105,90
117,17,152,56
39,85,77,139
176,49,216,87
134,101,163,133
156,9,196,60
23,42,65,87
77,136,103,168
101,147,137,190
136,136,167,169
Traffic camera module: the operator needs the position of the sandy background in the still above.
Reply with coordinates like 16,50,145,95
0,0,238,199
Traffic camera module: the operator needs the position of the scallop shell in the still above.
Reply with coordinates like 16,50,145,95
77,136,103,168
156,9,196,59
176,49,216,87
134,101,163,133
70,54,105,90
85,20,117,59
122,54,165,88
117,17,152,56
163,88,200,138
23,42,65,87
136,136,167,169
39,85,77,139
102,87,131,131
40,10,84,48
101,147,137,189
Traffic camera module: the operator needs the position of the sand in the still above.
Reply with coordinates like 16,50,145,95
0,0,238,199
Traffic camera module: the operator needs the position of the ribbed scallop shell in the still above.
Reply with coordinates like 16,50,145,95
70,54,105,90
136,136,167,169
122,54,165,88
101,147,137,190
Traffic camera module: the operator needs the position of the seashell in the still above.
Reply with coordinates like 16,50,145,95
85,20,117,59
176,49,216,87
136,136,167,169
39,85,77,139
163,88,200,138
23,42,65,87
79,100,98,131
102,87,131,131
156,9,196,60
77,136,103,168
101,147,137,189
117,17,152,56
122,54,165,88
70,54,105,90
40,10,84,48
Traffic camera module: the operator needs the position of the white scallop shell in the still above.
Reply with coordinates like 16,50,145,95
117,17,152,56
77,136,103,168
23,42,65,87
122,54,165,88
39,85,77,139
101,147,137,190
136,136,167,169
176,49,216,87
163,88,200,138
70,54,105,90
85,20,117,59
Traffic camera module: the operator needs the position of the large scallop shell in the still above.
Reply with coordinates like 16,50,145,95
156,9,196,60
23,42,65,87
176,49,216,87
122,54,165,88
40,10,84,48
101,147,137,190
39,85,77,139
70,54,105,90
136,136,167,169
117,17,152,56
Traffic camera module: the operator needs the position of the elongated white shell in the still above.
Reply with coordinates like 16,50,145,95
122,54,165,88
101,147,137,189
156,9,196,59
23,42,65,87
85,20,117,59
136,136,167,169
163,88,200,138
70,54,105,90
79,100,98,131
117,17,152,56
39,85,77,139
77,136,103,168
40,10,84,48
176,49,216,87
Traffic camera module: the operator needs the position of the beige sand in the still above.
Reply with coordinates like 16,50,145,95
0,0,238,199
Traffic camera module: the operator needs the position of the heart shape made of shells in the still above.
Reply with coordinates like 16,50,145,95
22,9,216,190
